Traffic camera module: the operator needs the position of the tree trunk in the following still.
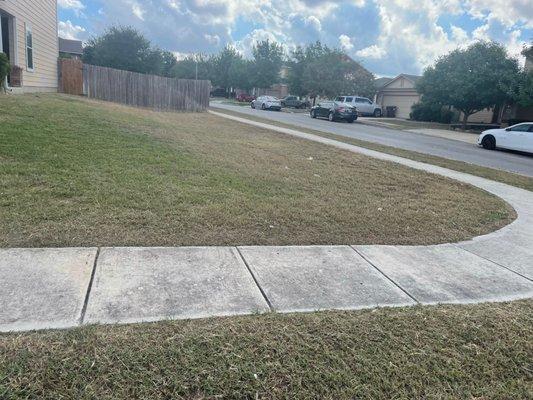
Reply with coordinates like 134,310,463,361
462,112,470,131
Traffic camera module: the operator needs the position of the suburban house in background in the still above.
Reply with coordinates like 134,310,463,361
59,37,82,59
375,73,497,123
375,74,421,119
0,0,58,93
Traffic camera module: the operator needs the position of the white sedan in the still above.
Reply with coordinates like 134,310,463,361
251,96,282,111
478,123,533,153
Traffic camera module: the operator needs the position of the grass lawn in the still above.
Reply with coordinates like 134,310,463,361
1,300,531,399
0,94,513,247
213,107,533,192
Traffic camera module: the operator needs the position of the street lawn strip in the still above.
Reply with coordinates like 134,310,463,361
1,300,532,399
0,94,513,248
213,107,533,192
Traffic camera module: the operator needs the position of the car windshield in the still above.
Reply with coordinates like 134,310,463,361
336,97,345,102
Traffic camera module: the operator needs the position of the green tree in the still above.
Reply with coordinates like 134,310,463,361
287,42,374,99
417,41,521,129
83,26,174,76
171,54,212,80
512,44,533,108
228,58,253,92
210,46,242,91
0,53,11,92
251,40,284,89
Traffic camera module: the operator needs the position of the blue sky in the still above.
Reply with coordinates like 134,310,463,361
58,0,532,77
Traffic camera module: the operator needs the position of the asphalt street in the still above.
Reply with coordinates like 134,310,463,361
211,102,533,177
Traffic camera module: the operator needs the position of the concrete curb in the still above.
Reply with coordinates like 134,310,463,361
1,113,531,333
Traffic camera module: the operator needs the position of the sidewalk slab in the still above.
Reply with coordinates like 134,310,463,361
84,247,269,325
0,248,97,332
355,244,533,304
459,220,533,280
238,246,415,313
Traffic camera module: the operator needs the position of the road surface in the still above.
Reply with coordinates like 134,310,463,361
211,102,533,177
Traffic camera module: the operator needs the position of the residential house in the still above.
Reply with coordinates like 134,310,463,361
0,0,58,93
375,74,421,119
375,73,496,122
59,37,82,59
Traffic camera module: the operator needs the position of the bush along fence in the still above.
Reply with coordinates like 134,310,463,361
58,59,211,112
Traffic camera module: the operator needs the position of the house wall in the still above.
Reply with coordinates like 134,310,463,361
0,0,58,92
465,108,494,124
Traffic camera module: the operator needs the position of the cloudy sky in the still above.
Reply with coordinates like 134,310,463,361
58,0,532,77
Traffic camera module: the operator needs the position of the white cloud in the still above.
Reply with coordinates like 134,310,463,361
58,20,86,40
87,0,531,75
131,4,145,21
356,45,386,59
339,34,354,51
58,0,85,11
466,0,533,28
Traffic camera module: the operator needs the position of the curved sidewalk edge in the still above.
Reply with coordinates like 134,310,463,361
0,113,531,333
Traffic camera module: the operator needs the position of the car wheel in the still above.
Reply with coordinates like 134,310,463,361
374,109,382,118
347,118,355,124
328,112,335,122
261,103,266,110
311,110,317,118
251,103,255,109
481,135,496,150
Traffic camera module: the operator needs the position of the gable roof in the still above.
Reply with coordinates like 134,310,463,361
378,73,422,90
59,38,83,55
375,77,393,88
402,74,422,83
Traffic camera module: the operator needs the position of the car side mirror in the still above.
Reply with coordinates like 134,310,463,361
505,128,511,132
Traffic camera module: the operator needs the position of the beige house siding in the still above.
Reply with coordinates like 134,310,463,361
0,0,58,92
375,75,421,119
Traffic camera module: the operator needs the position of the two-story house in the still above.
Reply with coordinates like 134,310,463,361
0,0,58,92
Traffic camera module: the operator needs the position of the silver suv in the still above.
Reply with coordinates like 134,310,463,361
335,96,382,117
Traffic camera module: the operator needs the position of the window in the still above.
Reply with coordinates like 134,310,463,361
509,124,532,132
363,98,372,104
345,97,354,102
25,23,33,71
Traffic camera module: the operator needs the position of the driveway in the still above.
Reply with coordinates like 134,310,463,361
211,102,533,177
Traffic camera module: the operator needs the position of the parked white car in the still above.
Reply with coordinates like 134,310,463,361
478,123,533,153
251,96,282,111
335,96,382,117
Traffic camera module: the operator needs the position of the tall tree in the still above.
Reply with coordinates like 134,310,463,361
289,42,374,99
417,41,521,128
171,54,211,80
251,40,284,89
210,46,243,90
83,26,178,77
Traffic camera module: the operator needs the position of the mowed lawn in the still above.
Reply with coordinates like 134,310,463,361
0,94,514,247
1,301,532,399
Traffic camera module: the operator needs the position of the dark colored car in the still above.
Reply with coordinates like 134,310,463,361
236,93,255,102
281,96,308,109
210,88,228,98
310,101,358,123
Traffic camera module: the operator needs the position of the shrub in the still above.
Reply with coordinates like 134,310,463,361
0,53,11,91
410,101,455,124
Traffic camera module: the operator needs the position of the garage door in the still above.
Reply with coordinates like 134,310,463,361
381,95,419,119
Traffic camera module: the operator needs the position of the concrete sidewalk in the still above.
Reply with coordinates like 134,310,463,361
1,113,532,333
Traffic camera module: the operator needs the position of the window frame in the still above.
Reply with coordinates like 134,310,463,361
25,23,34,72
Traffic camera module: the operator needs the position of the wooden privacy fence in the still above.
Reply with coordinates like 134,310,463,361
82,64,210,112
58,58,84,95
59,61,210,112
